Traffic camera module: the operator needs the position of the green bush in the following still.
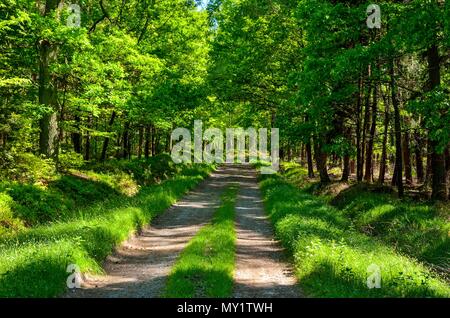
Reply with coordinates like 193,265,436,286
87,154,180,185
5,184,72,226
58,151,84,170
0,153,56,183
50,175,118,205
0,192,25,235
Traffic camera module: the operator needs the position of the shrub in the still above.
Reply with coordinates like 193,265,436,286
0,153,56,184
58,151,84,170
0,192,25,235
5,184,72,226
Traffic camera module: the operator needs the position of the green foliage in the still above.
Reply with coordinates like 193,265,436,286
0,192,25,235
164,184,238,298
4,184,72,226
408,88,450,154
58,151,84,170
0,153,57,183
87,154,181,185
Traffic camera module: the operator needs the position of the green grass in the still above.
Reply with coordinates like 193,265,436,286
259,172,450,298
164,184,239,298
281,162,449,276
0,164,214,298
331,185,449,271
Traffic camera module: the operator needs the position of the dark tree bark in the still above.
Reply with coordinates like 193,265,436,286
403,129,413,185
72,115,82,154
390,60,404,197
365,83,378,182
138,126,144,159
414,129,424,184
361,78,372,181
378,86,390,184
306,140,315,178
314,140,330,183
38,0,61,159
356,77,364,182
84,114,92,161
427,45,448,200
123,122,130,159
144,125,151,159
151,125,156,156
342,127,351,182
100,111,117,161
424,140,433,187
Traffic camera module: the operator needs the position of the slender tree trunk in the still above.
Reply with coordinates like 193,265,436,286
365,82,378,182
378,86,390,184
144,125,151,159
84,114,92,161
306,140,314,178
424,140,433,187
390,61,404,197
342,127,351,182
360,82,372,182
414,129,424,184
314,139,330,183
138,126,144,159
151,125,156,156
123,122,130,159
403,130,413,185
72,114,82,154
427,45,447,200
342,154,350,182
356,77,364,182
100,111,117,161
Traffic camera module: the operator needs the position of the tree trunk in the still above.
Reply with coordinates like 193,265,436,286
427,45,448,200
100,111,117,161
390,60,404,197
342,154,350,182
123,122,130,159
151,125,156,156
144,125,151,159
342,126,351,182
403,129,413,185
365,82,378,182
72,114,82,154
378,86,390,184
138,126,144,159
38,1,60,159
356,77,364,182
306,140,314,178
84,114,92,161
314,140,330,183
414,129,424,184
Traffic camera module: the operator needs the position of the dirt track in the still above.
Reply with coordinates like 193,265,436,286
65,165,301,298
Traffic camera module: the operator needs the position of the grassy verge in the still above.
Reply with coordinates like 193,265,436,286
164,184,239,298
0,164,214,297
259,172,450,297
282,163,449,276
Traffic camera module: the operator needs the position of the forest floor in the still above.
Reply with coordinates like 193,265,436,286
65,165,301,298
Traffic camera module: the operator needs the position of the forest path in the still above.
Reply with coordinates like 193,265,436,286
65,165,300,298
232,165,301,298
